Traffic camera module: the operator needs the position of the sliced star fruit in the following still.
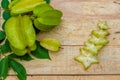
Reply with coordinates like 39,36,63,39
92,30,109,38
33,4,54,17
89,35,109,45
75,48,99,69
75,21,109,70
40,38,61,51
98,21,109,30
84,42,103,55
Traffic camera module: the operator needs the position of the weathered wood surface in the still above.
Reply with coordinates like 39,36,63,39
6,75,120,80
0,0,120,79
8,46,120,75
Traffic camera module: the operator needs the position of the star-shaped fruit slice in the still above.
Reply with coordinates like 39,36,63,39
75,48,99,69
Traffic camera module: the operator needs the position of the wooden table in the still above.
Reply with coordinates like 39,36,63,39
1,0,120,80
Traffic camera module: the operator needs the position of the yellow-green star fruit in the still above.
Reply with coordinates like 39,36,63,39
34,10,63,31
29,43,37,51
5,15,36,56
92,30,109,38
10,45,27,56
34,19,55,31
75,48,99,69
38,10,63,25
33,4,54,17
9,0,20,9
89,35,109,45
75,21,110,70
10,0,46,15
98,21,109,30
84,42,101,55
5,16,25,50
40,38,61,51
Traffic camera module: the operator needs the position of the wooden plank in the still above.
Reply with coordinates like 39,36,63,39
37,19,120,46
51,0,120,2
6,75,120,80
9,46,120,75
1,0,120,46
51,0,120,19
36,0,120,46
0,0,120,77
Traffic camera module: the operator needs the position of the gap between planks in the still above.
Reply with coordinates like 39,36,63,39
6,75,120,80
8,46,120,75
8,74,120,76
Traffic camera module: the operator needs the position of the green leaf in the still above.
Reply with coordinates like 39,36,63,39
2,10,11,20
8,53,33,61
0,39,11,54
31,41,51,60
0,31,6,43
9,59,27,80
45,0,50,4
1,0,9,9
0,57,9,80
2,21,6,30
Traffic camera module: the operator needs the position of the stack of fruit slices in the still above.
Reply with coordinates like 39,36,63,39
75,21,110,69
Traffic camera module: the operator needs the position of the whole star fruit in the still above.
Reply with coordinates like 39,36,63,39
9,0,46,15
34,19,55,31
40,38,61,51
5,15,36,56
34,10,63,31
33,4,54,17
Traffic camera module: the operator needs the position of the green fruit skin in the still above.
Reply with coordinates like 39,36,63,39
30,43,37,51
10,43,36,56
34,19,55,31
10,0,46,15
9,0,20,9
10,45,27,56
5,15,36,56
21,15,36,47
40,38,61,51
38,10,63,25
5,16,26,50
33,4,54,17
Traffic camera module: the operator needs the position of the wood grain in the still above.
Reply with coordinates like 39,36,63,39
8,46,120,75
37,19,120,46
6,75,120,80
51,0,120,20
0,0,120,80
